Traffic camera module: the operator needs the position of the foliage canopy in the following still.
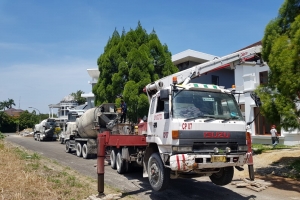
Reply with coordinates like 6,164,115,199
70,90,86,105
256,0,300,130
93,22,178,122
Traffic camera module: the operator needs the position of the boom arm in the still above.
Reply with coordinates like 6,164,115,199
145,45,262,99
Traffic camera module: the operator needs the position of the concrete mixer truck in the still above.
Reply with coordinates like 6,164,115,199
64,103,128,159
58,110,84,144
33,118,59,141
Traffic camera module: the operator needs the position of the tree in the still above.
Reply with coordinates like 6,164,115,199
0,99,15,110
7,98,16,109
93,22,178,122
19,111,37,129
70,90,86,105
256,0,300,130
0,100,9,110
0,111,15,132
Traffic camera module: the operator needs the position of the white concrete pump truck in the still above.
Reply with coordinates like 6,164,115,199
97,45,263,192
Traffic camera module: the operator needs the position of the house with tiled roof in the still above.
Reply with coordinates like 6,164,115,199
4,108,24,118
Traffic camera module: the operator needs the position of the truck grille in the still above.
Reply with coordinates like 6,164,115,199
193,142,238,153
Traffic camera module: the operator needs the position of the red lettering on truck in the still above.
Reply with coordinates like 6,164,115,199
203,132,230,138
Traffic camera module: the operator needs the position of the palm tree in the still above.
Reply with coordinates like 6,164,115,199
0,100,9,110
7,98,16,109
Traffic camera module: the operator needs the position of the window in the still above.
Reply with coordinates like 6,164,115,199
172,90,243,120
212,75,219,85
156,97,165,112
259,71,268,85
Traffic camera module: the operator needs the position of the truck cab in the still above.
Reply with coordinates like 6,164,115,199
144,83,251,191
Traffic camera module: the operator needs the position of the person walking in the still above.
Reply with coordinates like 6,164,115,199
270,125,279,148
120,100,127,123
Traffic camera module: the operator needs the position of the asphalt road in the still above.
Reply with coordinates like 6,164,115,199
4,133,300,200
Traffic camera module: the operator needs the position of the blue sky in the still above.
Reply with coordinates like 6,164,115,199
0,0,283,114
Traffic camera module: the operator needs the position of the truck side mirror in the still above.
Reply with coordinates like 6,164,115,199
160,89,169,101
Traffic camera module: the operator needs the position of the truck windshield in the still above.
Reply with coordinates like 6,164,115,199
172,90,243,120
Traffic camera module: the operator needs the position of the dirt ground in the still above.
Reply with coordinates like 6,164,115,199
234,146,300,191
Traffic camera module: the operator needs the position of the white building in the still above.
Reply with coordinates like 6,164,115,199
48,95,78,120
81,68,100,108
172,41,300,145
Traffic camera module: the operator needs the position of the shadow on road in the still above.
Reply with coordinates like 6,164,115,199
114,167,257,200
255,156,300,193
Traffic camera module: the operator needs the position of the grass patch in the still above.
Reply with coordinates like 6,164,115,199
0,131,5,140
252,144,292,154
0,141,96,200
0,140,137,200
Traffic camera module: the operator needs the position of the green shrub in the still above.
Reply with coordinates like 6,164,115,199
0,131,5,140
252,144,293,154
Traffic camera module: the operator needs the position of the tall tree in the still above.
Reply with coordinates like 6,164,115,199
93,22,178,122
256,0,300,130
70,90,86,105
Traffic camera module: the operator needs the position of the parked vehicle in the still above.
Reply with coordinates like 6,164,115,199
58,110,84,144
64,104,123,159
33,118,59,141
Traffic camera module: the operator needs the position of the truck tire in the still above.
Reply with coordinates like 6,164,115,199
76,143,82,157
82,144,91,159
110,149,117,169
37,135,41,142
33,133,37,140
209,166,234,186
65,141,72,153
148,152,170,191
116,151,126,174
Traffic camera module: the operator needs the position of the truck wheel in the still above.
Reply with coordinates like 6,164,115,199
33,133,37,140
110,149,117,169
116,151,126,174
76,143,82,157
209,166,234,186
148,152,170,191
60,137,64,144
37,135,41,142
65,141,71,153
82,144,90,159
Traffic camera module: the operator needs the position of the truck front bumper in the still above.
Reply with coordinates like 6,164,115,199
169,152,251,172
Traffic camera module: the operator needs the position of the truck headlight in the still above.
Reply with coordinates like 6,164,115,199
238,145,248,151
172,146,192,152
